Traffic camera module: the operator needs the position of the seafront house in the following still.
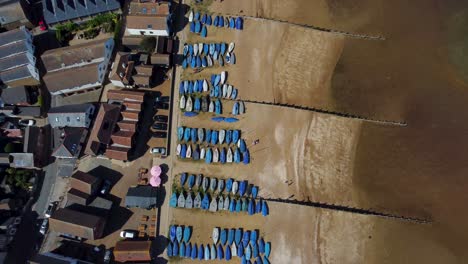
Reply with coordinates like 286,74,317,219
47,104,96,128
0,0,37,30
126,0,171,37
0,27,40,87
42,0,120,27
41,39,114,98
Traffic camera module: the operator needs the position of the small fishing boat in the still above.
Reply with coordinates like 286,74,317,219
192,147,200,162
211,130,218,145
170,193,177,207
194,192,201,208
183,226,191,242
242,231,250,247
223,196,230,210
232,243,237,257
220,71,227,84
248,199,254,215
204,245,210,260
176,144,181,156
182,58,187,69
265,242,271,258
212,116,225,122
250,230,258,244
201,26,207,38
201,96,208,112
196,174,202,187
238,101,245,114
177,192,186,208
256,199,262,214
226,245,232,260
227,148,233,163
232,130,240,143
243,150,250,164
180,173,187,186
238,139,246,152
214,85,220,97
235,229,242,246
235,17,243,30
191,56,196,68
232,181,238,194
191,128,197,143
185,193,193,209
176,226,183,243
208,100,214,112
179,95,186,109
217,244,224,260
215,43,221,53
190,21,195,32
241,198,247,211
229,198,236,212
218,55,224,66
212,228,220,244
220,229,227,245
193,42,199,56
218,196,224,210
252,186,258,199
219,129,226,144
201,56,207,68
205,148,213,164
228,229,235,245
196,56,202,68
202,193,210,210
214,15,219,27
232,102,239,115
188,10,194,22
185,242,191,258
219,16,225,27
231,88,238,99
218,179,224,193
228,42,235,53
179,82,184,94
180,144,187,158
206,15,212,25
222,84,227,98
184,80,189,93
215,99,222,115
209,197,217,212
186,144,192,158
220,148,226,164
262,200,269,216
252,243,259,258
203,79,208,91
220,42,226,55
234,148,241,163
209,177,217,191
173,240,179,256
185,96,193,111
200,147,206,159
201,13,207,24
167,241,173,257
198,43,203,52
198,128,204,142
258,238,265,254
198,244,204,260
191,243,197,259
214,74,221,86
194,97,201,112
229,17,235,28
226,178,233,192
195,21,201,33
188,174,195,189
211,244,216,260
194,11,200,21
245,244,251,260
207,54,213,67
202,177,209,192
206,129,212,143
213,50,219,61
203,43,209,55
231,52,236,64
239,181,247,196
170,225,176,242
225,130,232,145
209,43,215,55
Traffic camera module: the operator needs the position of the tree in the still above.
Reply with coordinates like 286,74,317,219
140,37,157,53
4,143,14,153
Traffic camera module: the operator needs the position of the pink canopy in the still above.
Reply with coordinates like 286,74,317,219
150,166,162,177
149,175,161,187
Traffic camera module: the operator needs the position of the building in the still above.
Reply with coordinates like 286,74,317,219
48,104,96,128
126,0,171,37
108,52,133,88
0,27,40,87
52,127,88,159
66,196,112,217
125,185,158,209
42,0,120,27
66,188,91,205
70,170,101,195
150,53,170,67
85,103,121,155
29,252,94,264
49,208,105,240
42,39,114,97
8,152,35,168
114,240,152,263
23,125,50,167
0,86,34,105
0,0,36,30
107,89,145,102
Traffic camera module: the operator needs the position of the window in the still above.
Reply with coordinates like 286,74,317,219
55,117,59,122
66,117,70,122
76,117,80,121
142,7,147,14
151,8,156,14
147,24,153,29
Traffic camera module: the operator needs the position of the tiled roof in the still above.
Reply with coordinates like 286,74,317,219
49,103,93,114
42,0,121,25
43,62,100,93
129,0,170,16
0,40,29,58
0,86,28,104
0,65,34,84
0,53,30,72
126,15,168,30
0,27,28,47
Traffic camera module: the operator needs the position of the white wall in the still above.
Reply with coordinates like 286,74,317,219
127,28,169,37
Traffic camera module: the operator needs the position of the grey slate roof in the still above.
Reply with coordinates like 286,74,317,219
125,185,157,209
9,152,34,168
0,40,29,58
0,53,30,72
0,86,28,104
0,0,27,26
49,103,93,114
42,0,121,25
48,104,92,127
0,27,28,47
0,65,33,83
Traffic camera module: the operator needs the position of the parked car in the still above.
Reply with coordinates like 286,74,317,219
152,132,167,138
45,202,58,218
155,96,170,103
39,218,48,235
100,180,112,195
120,230,137,238
155,102,169,110
18,119,35,126
104,249,113,263
152,122,167,130
153,115,168,122
150,147,166,155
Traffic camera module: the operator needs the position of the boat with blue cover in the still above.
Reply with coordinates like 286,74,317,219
180,173,187,186
225,117,239,123
226,178,233,192
201,13,207,23
184,112,198,117
232,130,240,143
235,199,241,212
237,243,244,257
211,130,218,145
201,56,207,67
225,130,232,144
235,229,242,245
183,226,191,242
204,244,210,260
224,196,229,210
220,148,226,163
231,87,238,99
245,244,251,260
214,16,219,26
265,242,271,257
234,148,241,163
177,127,184,141
239,181,247,196
180,144,187,158
190,21,195,32
217,244,224,259
238,139,246,152
209,44,215,56
180,242,185,257
263,256,270,264
176,226,183,243
194,98,201,112
214,74,221,86
229,17,235,28
256,199,262,213
215,99,222,115
194,12,200,20
252,186,258,198
170,193,177,207
229,198,236,212
220,229,227,245
226,244,232,260
232,102,239,115
209,88,215,97
218,196,224,209
182,58,187,69
198,244,204,260
236,17,243,30
191,57,196,68
196,56,202,67
259,238,265,253
185,192,193,208
194,193,201,208
214,85,220,97
206,15,212,25
248,199,254,215
250,230,257,243
205,148,212,163
252,242,259,258
215,43,220,53
167,241,173,256
173,240,179,256
202,193,210,210
192,243,197,259
228,229,235,245
185,243,191,258
220,43,226,55
202,177,209,191
195,21,201,33
219,16,224,27
170,225,176,242
203,43,209,55
242,198,248,211
177,193,185,208
179,82,184,94
201,26,207,38
211,116,225,122
189,128,195,142
262,201,269,216
243,231,250,247
205,129,212,142
243,150,250,164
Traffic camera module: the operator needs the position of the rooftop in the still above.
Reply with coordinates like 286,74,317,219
126,15,168,30
0,86,29,105
0,53,30,72
85,103,121,155
71,170,98,185
42,0,121,25
0,27,28,47
50,207,102,229
129,0,170,16
0,39,29,59
49,103,93,114
43,62,100,93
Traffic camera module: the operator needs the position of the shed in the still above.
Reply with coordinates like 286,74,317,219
114,240,152,263
125,185,158,209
